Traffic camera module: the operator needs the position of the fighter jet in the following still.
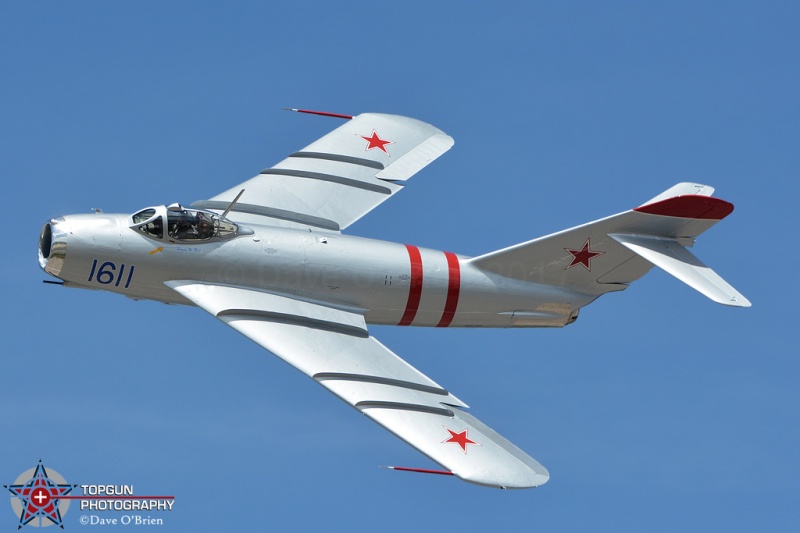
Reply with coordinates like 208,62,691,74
38,111,749,489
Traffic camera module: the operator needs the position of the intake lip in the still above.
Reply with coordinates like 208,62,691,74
39,219,67,277
39,223,52,264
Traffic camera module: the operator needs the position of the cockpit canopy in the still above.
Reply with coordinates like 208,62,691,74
131,204,240,242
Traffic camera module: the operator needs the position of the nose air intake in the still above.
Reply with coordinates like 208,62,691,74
39,221,67,277
39,223,52,263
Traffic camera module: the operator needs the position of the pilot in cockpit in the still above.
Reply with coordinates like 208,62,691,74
134,205,240,242
169,209,217,240
170,212,197,240
196,212,215,239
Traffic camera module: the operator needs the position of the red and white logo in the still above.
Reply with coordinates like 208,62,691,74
5,461,76,529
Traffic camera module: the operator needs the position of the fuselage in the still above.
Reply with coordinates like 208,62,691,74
39,210,588,328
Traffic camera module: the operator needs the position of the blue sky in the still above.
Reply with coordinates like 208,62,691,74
2,1,798,531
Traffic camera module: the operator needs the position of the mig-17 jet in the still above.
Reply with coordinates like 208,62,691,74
38,110,749,489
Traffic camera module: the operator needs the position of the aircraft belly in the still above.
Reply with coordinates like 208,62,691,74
59,219,584,328
269,232,461,327
249,229,585,328
301,232,410,317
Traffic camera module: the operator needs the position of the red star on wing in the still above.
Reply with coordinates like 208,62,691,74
442,427,479,454
565,238,604,271
358,130,394,155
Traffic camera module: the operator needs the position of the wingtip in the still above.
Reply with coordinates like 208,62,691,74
458,469,550,490
722,294,752,308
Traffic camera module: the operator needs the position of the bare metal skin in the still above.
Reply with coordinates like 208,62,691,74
37,113,748,488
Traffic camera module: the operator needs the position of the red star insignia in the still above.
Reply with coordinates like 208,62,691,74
565,238,604,271
442,427,479,453
358,130,394,155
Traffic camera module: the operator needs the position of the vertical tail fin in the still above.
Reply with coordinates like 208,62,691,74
468,183,750,307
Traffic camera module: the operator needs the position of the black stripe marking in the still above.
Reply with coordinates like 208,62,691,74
217,309,368,338
289,151,385,170
190,201,340,231
260,169,392,194
355,401,454,417
313,372,449,396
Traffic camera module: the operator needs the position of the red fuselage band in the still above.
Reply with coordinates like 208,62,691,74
437,252,461,327
399,245,424,326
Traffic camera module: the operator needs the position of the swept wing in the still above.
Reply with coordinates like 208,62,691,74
192,113,454,231
166,281,549,489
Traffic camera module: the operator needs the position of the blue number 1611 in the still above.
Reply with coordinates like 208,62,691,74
88,259,135,289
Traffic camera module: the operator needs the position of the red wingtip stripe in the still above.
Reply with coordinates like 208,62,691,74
399,245,423,326
634,195,734,220
437,252,461,328
289,108,354,120
389,466,455,476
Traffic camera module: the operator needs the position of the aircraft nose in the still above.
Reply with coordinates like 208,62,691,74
38,217,68,278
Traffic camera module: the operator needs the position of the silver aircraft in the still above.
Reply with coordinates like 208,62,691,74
38,111,749,489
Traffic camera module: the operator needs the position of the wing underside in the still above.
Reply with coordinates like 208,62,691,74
166,281,549,489
192,113,454,231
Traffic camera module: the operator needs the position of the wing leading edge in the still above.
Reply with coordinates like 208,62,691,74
192,113,454,231
166,281,549,489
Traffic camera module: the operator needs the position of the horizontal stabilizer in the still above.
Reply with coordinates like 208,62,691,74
609,233,751,307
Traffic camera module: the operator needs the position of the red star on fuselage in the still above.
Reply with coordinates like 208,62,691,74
443,428,479,453
359,130,394,155
565,238,604,271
